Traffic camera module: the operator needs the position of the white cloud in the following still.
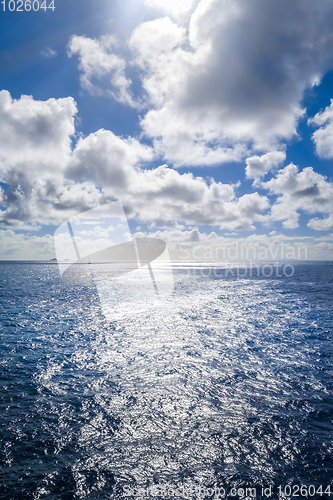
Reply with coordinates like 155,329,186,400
308,214,333,231
127,0,333,166
0,230,55,260
0,178,106,228
0,90,270,232
308,100,333,158
0,90,76,171
0,91,105,227
2,90,332,236
245,151,286,185
130,174,270,231
0,91,95,226
40,47,57,58
68,35,135,106
133,228,333,261
4,0,333,259
1,227,333,261
65,0,333,166
262,163,333,229
67,129,154,187
69,134,270,229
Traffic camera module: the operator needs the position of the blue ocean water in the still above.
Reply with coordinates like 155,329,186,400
0,262,333,499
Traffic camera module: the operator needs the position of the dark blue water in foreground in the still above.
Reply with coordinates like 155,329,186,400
0,262,333,499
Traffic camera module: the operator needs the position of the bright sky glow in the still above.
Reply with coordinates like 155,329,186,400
144,0,195,15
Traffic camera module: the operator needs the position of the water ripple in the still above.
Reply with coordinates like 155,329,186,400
0,262,332,498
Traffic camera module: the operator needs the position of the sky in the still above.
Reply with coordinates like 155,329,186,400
0,0,333,260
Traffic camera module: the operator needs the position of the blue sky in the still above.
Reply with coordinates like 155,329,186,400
0,0,333,259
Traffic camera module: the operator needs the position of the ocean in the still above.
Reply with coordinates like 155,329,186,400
0,261,333,499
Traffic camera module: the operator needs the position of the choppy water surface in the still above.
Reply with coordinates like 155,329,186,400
0,262,333,499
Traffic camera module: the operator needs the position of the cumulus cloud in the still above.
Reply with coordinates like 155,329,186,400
68,133,269,229
2,90,332,237
0,179,106,228
0,90,76,171
0,230,55,260
245,151,286,185
0,91,106,227
68,35,135,106
127,0,333,165
0,91,96,227
308,100,333,158
0,90,270,231
64,0,333,166
127,172,270,231
262,163,333,229
308,214,333,231
67,129,154,187
133,228,333,261
2,227,333,261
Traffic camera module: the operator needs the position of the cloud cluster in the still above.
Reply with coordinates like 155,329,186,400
0,178,105,228
0,91,97,228
64,0,333,236
68,35,135,106
245,151,286,185
308,214,333,231
2,88,333,235
65,0,333,166
0,91,270,231
262,163,333,229
67,129,154,187
154,229,333,261
0,230,55,260
0,90,86,227
2,227,332,261
3,0,333,263
309,100,333,159
123,167,269,231
129,0,333,165
67,131,269,230
0,90,76,171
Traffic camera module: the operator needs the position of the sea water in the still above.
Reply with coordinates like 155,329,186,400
0,262,332,499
